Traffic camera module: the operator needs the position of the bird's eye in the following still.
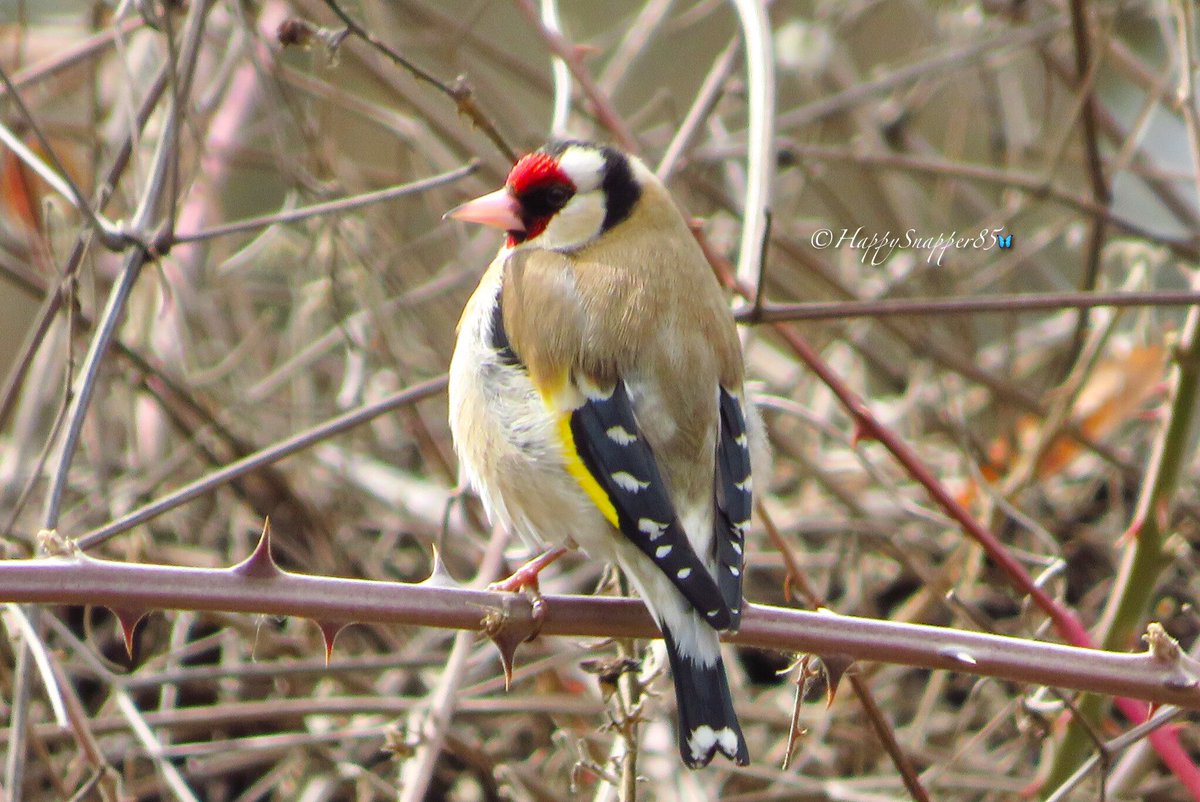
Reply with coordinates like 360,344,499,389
544,185,571,208
519,182,575,218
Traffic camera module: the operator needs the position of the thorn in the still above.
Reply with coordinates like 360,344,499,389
482,610,519,690
110,608,149,659
782,654,812,771
420,545,462,588
850,419,872,447
819,654,856,707
315,620,348,666
230,518,282,579
479,555,557,689
1163,675,1199,692
1119,515,1144,547
938,647,978,667
480,595,539,691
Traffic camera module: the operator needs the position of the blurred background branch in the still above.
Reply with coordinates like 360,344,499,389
2,1,1200,799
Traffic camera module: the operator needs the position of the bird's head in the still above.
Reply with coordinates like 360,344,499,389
446,140,643,252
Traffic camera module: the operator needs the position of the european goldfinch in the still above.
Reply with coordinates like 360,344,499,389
446,140,759,768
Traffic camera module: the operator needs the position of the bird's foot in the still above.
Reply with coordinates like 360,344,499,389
489,546,568,640
489,546,568,595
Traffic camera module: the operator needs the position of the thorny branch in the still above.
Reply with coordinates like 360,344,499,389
0,527,1197,713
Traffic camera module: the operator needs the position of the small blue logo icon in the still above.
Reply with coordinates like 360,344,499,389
996,233,1012,249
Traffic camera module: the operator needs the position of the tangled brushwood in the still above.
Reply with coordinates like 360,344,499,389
1,2,1200,800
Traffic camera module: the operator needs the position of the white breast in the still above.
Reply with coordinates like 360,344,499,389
448,257,598,553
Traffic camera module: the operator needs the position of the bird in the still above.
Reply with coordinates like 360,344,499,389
445,139,762,768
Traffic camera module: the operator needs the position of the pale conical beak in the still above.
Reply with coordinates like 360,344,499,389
444,187,525,233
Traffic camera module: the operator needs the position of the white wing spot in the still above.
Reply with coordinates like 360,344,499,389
731,541,743,555
735,477,753,493
611,471,649,493
638,518,669,540
706,609,721,618
728,565,741,577
676,567,692,579
605,425,637,445
734,432,749,449
734,519,751,533
655,544,672,559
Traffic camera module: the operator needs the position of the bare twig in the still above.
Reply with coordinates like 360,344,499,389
1061,0,1112,374
43,617,201,802
727,0,776,298
320,0,517,161
46,659,122,800
778,16,1070,130
40,0,212,531
512,0,639,154
75,375,448,549
3,8,209,799
0,61,171,435
398,526,508,802
1043,2,1200,793
0,64,126,248
1,695,605,746
3,627,36,798
759,505,931,802
700,142,1199,259
170,162,480,245
597,0,675,98
746,289,1200,322
0,16,143,99
540,0,572,136
655,37,740,181
1044,706,1188,802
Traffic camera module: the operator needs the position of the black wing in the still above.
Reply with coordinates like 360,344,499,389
567,380,732,630
713,387,751,629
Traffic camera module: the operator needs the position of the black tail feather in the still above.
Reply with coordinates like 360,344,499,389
661,628,748,768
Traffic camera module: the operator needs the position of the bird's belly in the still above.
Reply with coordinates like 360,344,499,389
450,347,613,557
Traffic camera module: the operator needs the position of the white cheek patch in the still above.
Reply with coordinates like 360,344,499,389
557,146,606,191
536,191,606,251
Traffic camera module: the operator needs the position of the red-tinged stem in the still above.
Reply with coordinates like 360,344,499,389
767,320,1200,792
695,227,1095,646
696,232,1200,793
767,322,1093,647
511,0,640,155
